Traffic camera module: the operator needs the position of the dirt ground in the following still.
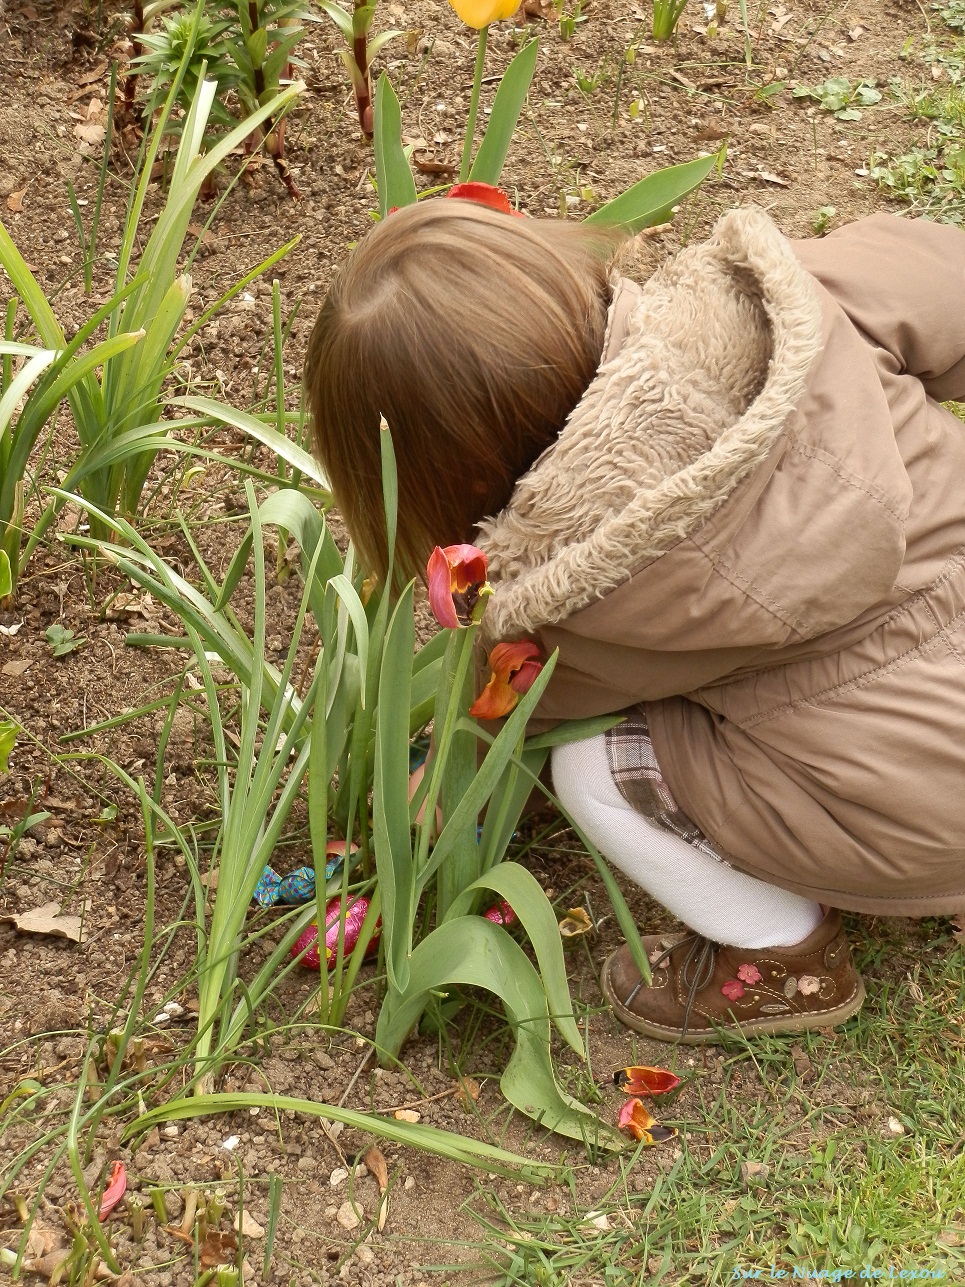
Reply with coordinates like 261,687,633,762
0,0,959,1282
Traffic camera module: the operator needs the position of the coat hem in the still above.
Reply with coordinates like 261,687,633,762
646,701,965,919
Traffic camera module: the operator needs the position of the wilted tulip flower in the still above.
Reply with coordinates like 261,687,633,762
427,544,493,629
617,1099,677,1144
470,640,543,719
446,0,518,28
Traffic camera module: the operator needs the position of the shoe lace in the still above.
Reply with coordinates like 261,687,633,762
626,933,720,1042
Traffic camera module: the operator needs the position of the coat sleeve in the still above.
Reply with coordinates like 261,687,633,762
791,213,965,403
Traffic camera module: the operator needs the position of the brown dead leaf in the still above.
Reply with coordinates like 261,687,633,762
0,902,83,943
740,1160,770,1185
756,169,790,186
74,121,107,146
413,148,456,176
6,189,26,213
364,1145,389,1193
951,914,965,945
199,1230,238,1268
365,1144,390,1231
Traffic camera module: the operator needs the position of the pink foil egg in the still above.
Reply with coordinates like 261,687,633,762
292,896,381,971
482,900,517,927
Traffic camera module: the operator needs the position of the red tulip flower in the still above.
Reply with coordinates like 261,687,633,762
427,544,493,629
446,182,525,215
612,1065,682,1097
617,1099,677,1145
470,640,543,719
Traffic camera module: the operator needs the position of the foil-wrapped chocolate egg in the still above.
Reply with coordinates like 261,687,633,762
291,895,381,971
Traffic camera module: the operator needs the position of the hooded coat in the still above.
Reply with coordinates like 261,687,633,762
476,207,965,917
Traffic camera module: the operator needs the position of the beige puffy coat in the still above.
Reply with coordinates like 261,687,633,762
477,207,965,916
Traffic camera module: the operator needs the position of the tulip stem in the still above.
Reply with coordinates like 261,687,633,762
459,23,489,183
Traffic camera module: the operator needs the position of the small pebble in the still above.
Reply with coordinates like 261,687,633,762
329,1168,349,1187
233,1211,265,1239
222,1136,241,1151
336,1200,363,1231
356,1244,375,1266
161,1125,179,1139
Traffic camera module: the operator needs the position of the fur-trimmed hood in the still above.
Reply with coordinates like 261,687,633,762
477,207,825,644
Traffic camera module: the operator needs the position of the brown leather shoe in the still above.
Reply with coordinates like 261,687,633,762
602,910,865,1045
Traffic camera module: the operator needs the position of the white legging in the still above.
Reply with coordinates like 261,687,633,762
551,734,824,950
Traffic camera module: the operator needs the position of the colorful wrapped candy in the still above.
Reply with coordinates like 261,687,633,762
292,895,381,970
482,900,517,927
253,840,358,909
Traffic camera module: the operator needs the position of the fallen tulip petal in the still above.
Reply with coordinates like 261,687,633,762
612,1065,682,1097
99,1161,127,1221
617,1099,677,1145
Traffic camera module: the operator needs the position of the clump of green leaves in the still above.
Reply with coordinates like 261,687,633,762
45,624,86,657
935,0,965,33
651,0,688,41
811,205,836,235
792,76,882,120
131,0,311,194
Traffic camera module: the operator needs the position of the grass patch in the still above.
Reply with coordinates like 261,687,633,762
440,918,965,1285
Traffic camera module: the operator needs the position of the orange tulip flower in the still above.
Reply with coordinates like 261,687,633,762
470,639,543,719
426,544,492,629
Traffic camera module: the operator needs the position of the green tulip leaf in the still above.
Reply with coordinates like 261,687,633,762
468,39,539,186
126,1092,560,1183
585,150,722,234
376,916,622,1147
373,71,417,216
0,721,18,773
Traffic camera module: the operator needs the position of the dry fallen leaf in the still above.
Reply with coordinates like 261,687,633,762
74,121,107,146
364,1145,389,1231
6,188,26,213
559,907,594,937
0,902,83,943
951,914,965,946
199,1230,238,1268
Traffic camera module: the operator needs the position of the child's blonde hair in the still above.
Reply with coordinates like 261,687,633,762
304,197,620,585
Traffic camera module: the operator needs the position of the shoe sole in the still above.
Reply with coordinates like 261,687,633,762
602,948,867,1045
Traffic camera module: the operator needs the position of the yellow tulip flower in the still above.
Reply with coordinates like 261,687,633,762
447,0,519,29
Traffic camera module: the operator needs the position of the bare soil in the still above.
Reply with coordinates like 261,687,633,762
0,0,957,1282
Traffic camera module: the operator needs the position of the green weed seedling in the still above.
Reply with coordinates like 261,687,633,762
559,0,587,41
45,624,86,657
792,75,883,120
811,204,836,234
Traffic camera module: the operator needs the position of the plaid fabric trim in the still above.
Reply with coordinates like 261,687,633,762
605,708,731,865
